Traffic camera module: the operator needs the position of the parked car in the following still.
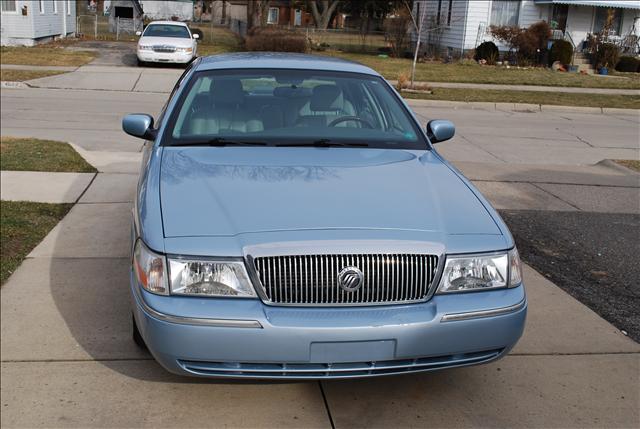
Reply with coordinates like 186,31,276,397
136,21,198,66
123,53,527,379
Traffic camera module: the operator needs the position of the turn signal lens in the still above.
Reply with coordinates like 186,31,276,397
133,240,168,295
509,247,523,287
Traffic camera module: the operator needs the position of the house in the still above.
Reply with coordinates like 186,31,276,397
105,0,142,33
1,0,77,46
412,0,640,57
138,0,193,21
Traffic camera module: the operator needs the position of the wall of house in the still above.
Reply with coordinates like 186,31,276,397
139,0,193,21
565,5,594,49
412,0,469,55
1,0,75,46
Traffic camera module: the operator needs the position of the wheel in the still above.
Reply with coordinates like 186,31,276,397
137,58,146,67
132,313,147,349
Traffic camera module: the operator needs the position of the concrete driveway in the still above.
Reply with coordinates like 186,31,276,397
1,66,639,427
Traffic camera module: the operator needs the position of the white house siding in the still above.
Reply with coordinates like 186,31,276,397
412,0,469,55
1,0,75,46
565,5,594,49
140,0,193,21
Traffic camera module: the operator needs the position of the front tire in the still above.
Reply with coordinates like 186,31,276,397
137,58,146,67
132,313,147,349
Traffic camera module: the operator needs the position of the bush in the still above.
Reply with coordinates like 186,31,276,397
490,21,550,65
593,43,619,69
549,40,573,65
615,56,640,73
244,27,309,53
474,41,499,64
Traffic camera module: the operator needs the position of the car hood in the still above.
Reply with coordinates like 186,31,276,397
138,36,193,48
159,147,500,238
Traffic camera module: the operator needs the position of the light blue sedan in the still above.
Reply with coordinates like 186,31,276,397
123,53,526,379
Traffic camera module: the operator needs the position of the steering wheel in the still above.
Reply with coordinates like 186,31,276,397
328,116,373,129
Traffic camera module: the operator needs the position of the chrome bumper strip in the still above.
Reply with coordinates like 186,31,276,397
132,283,263,329
440,299,526,322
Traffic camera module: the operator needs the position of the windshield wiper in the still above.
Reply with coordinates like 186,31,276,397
172,138,268,147
277,139,369,148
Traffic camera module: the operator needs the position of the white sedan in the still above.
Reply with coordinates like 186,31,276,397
136,21,198,66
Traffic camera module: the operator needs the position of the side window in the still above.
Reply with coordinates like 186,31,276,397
157,60,197,126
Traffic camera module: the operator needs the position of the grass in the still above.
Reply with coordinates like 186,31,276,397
0,45,96,66
401,88,640,109
614,160,640,172
0,201,72,284
193,26,244,56
325,51,640,90
0,137,96,173
0,69,66,82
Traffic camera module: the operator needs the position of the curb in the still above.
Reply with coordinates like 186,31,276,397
404,98,639,114
0,81,31,89
597,159,640,176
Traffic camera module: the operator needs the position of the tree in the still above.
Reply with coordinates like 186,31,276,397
342,1,400,49
247,0,271,30
406,0,428,86
308,0,341,29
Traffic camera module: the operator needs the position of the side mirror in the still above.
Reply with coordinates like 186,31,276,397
135,30,142,36
193,33,200,39
122,114,157,140
426,119,455,143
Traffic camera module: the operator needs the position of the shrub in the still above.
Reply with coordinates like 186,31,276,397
615,56,640,73
549,40,573,65
244,27,309,53
593,43,620,69
474,41,499,64
490,21,550,65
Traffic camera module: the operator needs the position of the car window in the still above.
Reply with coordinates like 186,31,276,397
165,69,425,150
143,24,191,39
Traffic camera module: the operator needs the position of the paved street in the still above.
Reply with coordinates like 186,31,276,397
1,65,639,427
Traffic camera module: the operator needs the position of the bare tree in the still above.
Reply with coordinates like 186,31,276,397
247,0,270,30
406,1,427,87
308,0,341,29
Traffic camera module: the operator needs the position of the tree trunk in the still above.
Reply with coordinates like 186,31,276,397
309,0,340,30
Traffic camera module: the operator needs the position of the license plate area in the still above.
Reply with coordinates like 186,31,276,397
310,340,396,363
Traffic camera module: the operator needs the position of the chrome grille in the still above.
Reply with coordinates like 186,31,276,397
153,45,176,53
253,254,439,305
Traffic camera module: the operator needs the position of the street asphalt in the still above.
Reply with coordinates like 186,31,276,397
501,210,640,342
1,58,639,427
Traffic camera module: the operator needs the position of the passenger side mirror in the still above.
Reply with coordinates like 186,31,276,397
426,120,455,144
193,33,200,39
135,30,142,36
122,114,157,140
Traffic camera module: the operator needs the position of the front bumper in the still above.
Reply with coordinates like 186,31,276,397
137,50,194,64
131,272,526,379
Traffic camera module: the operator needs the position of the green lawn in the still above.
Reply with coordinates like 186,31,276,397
1,201,72,284
326,51,640,90
0,69,66,82
402,88,640,109
0,137,96,173
0,45,96,67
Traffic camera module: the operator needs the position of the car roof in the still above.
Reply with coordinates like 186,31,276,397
195,52,381,76
146,21,189,27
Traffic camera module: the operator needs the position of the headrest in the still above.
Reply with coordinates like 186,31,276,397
273,86,312,98
310,85,343,111
211,79,244,105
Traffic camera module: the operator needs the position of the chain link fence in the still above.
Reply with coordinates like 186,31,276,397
76,14,142,41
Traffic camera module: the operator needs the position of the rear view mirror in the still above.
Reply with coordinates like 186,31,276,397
426,120,455,143
122,114,157,140
135,30,142,36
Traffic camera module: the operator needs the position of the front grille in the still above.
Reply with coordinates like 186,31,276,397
177,349,502,379
153,45,176,53
253,254,439,305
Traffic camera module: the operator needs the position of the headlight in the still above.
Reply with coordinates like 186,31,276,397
138,45,152,51
133,240,168,295
437,248,522,293
176,47,193,53
168,258,256,298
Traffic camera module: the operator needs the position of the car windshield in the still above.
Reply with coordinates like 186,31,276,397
143,24,191,38
165,69,426,149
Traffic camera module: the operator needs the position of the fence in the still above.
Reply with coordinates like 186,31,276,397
76,15,142,41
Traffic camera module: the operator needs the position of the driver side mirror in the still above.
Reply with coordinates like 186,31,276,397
122,114,157,140
193,33,200,39
135,30,142,36
426,120,455,144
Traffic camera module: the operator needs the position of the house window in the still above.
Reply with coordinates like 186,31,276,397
447,0,453,26
53,0,58,14
67,0,71,15
594,7,623,36
294,9,302,26
267,7,279,24
39,0,45,13
0,0,17,13
436,0,442,25
490,0,520,27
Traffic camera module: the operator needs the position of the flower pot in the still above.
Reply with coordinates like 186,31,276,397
568,65,579,73
599,67,608,75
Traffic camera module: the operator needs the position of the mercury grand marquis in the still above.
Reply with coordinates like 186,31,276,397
123,52,527,379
